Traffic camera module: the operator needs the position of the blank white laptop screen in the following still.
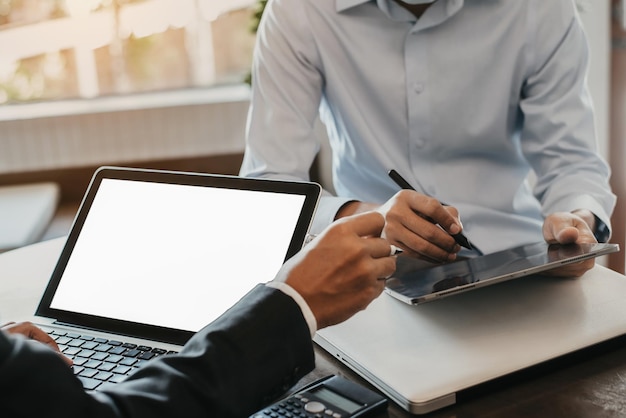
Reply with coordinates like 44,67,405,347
36,167,321,345
50,178,305,332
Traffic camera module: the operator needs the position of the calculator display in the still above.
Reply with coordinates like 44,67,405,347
310,386,362,413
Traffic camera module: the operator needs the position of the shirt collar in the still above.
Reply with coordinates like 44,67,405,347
336,0,371,12
336,0,465,27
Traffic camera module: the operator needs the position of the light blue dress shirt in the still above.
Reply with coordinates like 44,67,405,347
240,0,616,254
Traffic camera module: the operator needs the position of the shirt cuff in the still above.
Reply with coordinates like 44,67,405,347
592,215,610,243
265,281,317,337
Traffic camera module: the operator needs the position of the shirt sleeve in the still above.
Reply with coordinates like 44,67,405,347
240,0,343,233
520,1,616,236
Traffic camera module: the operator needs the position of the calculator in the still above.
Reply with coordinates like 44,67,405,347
250,374,388,418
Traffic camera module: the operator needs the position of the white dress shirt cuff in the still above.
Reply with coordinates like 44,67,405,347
265,281,317,337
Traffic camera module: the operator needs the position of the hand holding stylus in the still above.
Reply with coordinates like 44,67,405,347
388,170,478,252
377,170,480,262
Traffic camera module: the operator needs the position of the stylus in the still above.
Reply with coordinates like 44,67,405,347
387,169,480,253
389,245,403,256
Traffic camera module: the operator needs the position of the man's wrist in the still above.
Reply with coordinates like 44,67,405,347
335,201,377,220
335,200,359,220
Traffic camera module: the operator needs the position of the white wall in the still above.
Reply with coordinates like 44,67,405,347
0,87,250,174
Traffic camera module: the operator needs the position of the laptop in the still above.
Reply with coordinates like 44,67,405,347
385,241,619,305
315,258,626,414
33,166,321,391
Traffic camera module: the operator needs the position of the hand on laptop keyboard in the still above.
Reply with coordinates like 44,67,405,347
44,327,178,391
1,321,73,366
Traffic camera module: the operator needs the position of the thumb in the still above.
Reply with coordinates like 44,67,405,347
543,213,581,244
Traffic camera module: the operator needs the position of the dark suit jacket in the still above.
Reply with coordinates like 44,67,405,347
0,284,315,418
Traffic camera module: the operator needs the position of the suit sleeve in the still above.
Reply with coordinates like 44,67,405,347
0,284,316,418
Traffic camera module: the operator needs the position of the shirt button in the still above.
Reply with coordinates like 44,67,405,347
413,83,424,94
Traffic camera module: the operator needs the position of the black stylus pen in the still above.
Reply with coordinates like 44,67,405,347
387,169,477,252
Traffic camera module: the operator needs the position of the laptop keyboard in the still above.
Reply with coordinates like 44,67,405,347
43,327,179,391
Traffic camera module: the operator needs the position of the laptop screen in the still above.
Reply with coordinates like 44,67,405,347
37,167,320,344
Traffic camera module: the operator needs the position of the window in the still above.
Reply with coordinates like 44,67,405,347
0,0,257,104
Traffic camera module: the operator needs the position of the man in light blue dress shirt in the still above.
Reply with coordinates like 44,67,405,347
240,0,616,276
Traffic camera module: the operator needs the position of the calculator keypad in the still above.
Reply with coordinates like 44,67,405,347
251,396,343,418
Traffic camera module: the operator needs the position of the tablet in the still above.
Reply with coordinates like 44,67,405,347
384,241,619,305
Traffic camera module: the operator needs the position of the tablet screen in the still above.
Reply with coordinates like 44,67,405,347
385,241,619,304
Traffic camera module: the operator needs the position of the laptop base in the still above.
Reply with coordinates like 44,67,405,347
315,265,626,414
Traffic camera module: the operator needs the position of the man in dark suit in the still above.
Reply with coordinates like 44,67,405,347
0,212,396,418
